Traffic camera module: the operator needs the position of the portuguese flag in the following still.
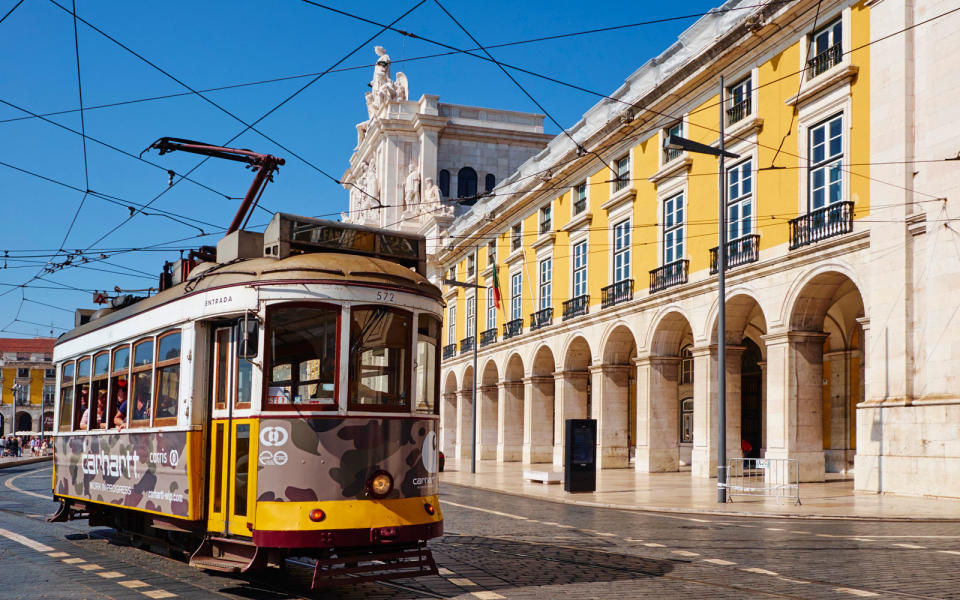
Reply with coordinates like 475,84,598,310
491,264,503,310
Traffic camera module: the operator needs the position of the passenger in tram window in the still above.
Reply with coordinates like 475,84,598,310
77,386,90,429
132,385,150,422
156,394,176,420
113,381,128,430
96,389,108,429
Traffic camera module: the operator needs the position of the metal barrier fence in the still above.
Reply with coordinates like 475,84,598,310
722,458,800,505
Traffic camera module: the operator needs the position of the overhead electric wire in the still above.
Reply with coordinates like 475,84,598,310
0,0,24,26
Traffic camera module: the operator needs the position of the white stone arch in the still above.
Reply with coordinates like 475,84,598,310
559,333,593,371
503,352,525,382
598,320,638,365
480,358,500,386
443,370,459,394
647,308,696,357
642,304,697,354
780,261,866,331
700,284,768,343
528,343,557,377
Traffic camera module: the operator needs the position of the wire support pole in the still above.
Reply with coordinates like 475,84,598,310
717,75,728,504
471,244,479,475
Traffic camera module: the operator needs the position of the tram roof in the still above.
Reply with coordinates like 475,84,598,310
56,251,442,347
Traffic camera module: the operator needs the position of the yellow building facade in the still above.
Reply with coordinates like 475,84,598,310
434,0,960,497
0,338,57,435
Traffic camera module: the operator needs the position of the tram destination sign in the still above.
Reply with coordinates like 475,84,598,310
54,431,196,518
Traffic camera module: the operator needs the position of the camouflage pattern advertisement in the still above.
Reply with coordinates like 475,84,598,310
54,431,194,517
256,417,439,503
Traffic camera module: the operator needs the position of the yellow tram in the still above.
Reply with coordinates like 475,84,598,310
50,214,444,585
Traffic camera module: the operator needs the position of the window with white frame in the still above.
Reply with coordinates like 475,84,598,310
539,204,552,235
573,240,588,298
613,219,631,283
539,258,552,309
727,76,752,124
447,302,457,345
511,222,522,252
14,384,28,405
43,383,55,405
510,272,522,321
613,155,630,192
809,114,843,211
487,287,496,330
486,240,496,266
663,193,684,264
664,122,683,162
809,18,842,77
466,253,476,279
573,182,587,215
466,295,476,338
727,159,753,240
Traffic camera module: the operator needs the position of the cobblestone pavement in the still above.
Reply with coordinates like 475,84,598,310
2,462,959,599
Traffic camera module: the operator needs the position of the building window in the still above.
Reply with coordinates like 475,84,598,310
680,345,693,384
727,159,753,240
613,155,630,192
539,204,552,235
487,287,496,329
809,115,843,211
485,173,496,192
447,267,456,282
511,222,522,252
44,368,56,379
457,167,477,198
510,272,522,321
16,368,29,379
438,169,450,196
680,397,694,443
664,122,683,162
663,194,685,264
613,219,631,283
466,253,476,279
573,182,587,215
573,241,588,298
727,76,752,125
486,240,496,267
809,18,842,78
14,384,29,405
43,384,55,405
465,295,476,338
448,302,457,346
539,258,552,309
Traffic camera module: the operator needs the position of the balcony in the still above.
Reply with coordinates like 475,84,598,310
459,336,475,355
479,328,498,347
503,318,523,340
562,295,589,321
710,234,760,274
601,279,634,309
808,43,842,78
726,98,751,126
530,308,553,332
442,343,457,359
789,201,854,250
613,175,631,193
649,260,689,293
663,147,683,164
15,396,30,407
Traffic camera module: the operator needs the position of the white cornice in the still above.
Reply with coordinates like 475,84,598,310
648,156,692,186
785,64,859,107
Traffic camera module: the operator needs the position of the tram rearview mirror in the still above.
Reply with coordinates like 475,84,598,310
237,317,260,359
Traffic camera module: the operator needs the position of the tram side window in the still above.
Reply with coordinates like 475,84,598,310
416,314,441,415
58,362,75,431
91,352,110,429
267,305,339,407
111,345,130,430
75,357,91,430
349,306,411,412
130,339,154,427
154,331,181,424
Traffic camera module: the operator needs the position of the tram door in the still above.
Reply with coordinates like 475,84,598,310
207,326,258,537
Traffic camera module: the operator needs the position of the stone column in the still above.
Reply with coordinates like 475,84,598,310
496,381,523,462
477,384,499,460
853,317,879,492
724,345,745,462
552,370,589,466
762,331,828,482
455,388,474,462
757,361,767,455
589,364,630,469
522,376,554,464
824,349,859,474
691,345,718,478
441,392,458,456
634,355,680,472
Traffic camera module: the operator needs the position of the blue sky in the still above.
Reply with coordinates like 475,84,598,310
0,0,724,337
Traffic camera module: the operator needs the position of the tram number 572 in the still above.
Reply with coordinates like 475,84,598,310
376,290,396,302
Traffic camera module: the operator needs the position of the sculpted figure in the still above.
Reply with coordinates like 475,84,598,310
365,47,409,116
420,177,444,215
403,163,421,211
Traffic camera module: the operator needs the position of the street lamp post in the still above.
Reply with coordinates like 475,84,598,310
663,76,739,503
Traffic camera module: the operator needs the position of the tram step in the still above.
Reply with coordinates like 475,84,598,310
189,537,264,573
189,555,248,573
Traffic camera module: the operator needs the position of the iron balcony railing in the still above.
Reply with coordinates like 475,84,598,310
503,318,523,340
613,175,630,193
530,307,553,331
649,260,689,293
479,328,498,347
808,43,842,78
726,98,751,125
664,146,683,163
15,396,30,407
789,201,854,250
710,234,761,274
601,279,634,309
442,343,457,359
459,336,475,355
562,294,589,321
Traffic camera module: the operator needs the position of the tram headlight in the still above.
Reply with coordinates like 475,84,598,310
367,470,394,499
423,502,435,516
309,508,326,522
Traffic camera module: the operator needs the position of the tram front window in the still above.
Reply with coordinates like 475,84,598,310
268,305,338,407
349,306,411,411
416,314,441,415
